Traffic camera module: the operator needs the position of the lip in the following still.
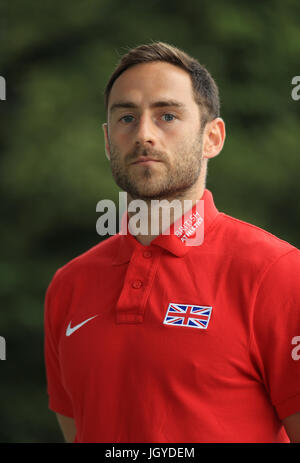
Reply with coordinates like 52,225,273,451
131,157,161,165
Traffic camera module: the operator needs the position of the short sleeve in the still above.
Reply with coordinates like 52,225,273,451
44,272,74,417
250,248,300,420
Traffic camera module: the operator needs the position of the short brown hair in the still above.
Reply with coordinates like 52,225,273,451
104,41,220,126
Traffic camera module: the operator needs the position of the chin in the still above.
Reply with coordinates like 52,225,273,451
127,181,164,199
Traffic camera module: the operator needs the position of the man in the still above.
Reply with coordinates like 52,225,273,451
44,41,300,443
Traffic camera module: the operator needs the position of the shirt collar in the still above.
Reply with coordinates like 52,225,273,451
112,189,219,265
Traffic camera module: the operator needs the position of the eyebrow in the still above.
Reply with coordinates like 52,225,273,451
109,99,186,114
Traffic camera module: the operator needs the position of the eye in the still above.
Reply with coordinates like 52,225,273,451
119,115,135,123
162,113,176,122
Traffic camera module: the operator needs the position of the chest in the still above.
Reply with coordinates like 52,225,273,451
58,265,256,400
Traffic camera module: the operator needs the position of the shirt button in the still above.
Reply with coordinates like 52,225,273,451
132,279,143,289
143,250,152,258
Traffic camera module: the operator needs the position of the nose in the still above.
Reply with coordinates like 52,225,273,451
134,113,156,146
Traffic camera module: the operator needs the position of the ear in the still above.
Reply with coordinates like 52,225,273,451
202,117,226,160
102,123,111,161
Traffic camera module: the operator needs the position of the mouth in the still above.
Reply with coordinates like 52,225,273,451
131,157,162,165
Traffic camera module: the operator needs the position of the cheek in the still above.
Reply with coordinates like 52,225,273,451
167,123,193,142
111,128,131,148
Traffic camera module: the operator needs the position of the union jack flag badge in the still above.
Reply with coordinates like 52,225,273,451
163,303,212,329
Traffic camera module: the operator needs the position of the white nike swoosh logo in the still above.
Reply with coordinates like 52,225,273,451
66,315,98,336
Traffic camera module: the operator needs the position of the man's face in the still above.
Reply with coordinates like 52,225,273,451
104,61,205,200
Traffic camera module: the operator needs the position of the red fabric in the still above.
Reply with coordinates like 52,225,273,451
44,190,300,442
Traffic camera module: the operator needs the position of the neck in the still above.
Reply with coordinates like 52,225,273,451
127,164,207,246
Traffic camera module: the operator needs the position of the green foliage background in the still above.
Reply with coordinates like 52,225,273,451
0,0,299,442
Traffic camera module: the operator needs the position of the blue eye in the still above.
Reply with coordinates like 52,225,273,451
162,113,176,122
120,115,135,123
119,113,176,124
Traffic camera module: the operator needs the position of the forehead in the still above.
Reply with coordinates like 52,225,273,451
108,61,196,110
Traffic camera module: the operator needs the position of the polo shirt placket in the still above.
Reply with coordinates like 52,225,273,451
113,195,209,324
115,244,162,324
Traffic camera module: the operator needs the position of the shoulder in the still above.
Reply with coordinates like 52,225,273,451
215,212,299,269
44,233,122,332
47,233,121,293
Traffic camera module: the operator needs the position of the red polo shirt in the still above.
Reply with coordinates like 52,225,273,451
44,189,300,443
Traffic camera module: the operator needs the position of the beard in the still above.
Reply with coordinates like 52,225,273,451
108,132,204,201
